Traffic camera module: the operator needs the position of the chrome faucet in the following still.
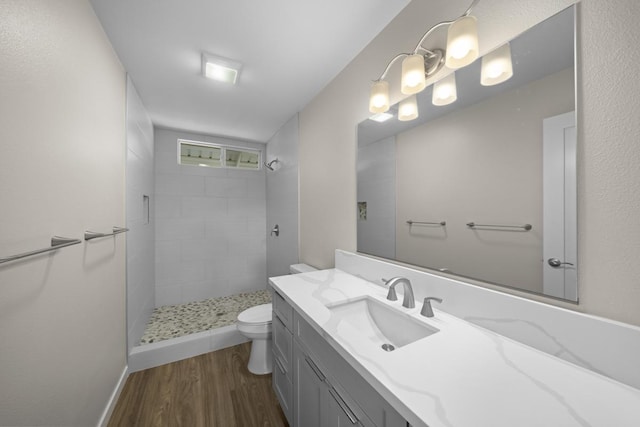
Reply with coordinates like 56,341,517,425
385,277,415,308
421,297,443,318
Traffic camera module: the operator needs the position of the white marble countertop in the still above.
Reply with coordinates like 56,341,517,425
269,268,640,427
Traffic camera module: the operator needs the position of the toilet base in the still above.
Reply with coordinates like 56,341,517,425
247,337,273,375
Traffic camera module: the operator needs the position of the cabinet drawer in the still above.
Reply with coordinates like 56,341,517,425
273,355,293,425
273,290,293,331
273,312,293,378
295,312,406,427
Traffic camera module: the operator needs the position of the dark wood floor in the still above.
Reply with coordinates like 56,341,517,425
108,342,288,427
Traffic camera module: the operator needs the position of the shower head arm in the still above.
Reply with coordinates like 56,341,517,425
264,158,279,171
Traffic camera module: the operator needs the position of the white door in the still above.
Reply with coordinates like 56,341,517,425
543,111,577,300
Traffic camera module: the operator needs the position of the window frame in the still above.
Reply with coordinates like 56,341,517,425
177,139,262,171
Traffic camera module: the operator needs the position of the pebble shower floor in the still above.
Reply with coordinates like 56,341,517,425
140,289,271,344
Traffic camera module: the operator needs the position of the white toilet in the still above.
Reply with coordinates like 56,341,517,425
237,263,316,375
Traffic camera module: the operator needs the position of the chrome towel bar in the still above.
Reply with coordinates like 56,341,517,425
84,226,129,241
0,236,81,265
407,220,446,226
466,222,532,231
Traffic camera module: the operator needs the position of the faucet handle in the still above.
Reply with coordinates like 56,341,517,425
421,297,443,318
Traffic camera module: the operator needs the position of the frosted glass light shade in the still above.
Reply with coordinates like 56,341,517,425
445,16,479,69
369,80,390,113
481,43,513,86
398,95,419,121
401,54,427,95
432,72,457,106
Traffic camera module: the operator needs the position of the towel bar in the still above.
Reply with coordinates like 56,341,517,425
84,226,129,241
0,236,81,265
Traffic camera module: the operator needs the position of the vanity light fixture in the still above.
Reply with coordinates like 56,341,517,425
481,42,513,86
202,52,242,85
369,0,480,116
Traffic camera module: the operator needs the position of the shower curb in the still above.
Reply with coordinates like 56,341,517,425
128,324,248,372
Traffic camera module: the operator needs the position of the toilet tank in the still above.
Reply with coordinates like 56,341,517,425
289,263,317,274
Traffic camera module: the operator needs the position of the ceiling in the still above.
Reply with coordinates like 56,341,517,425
89,0,411,143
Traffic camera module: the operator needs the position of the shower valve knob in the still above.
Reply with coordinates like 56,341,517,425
548,258,574,268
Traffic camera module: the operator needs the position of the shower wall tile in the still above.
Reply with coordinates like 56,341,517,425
155,260,206,287
181,280,223,303
181,239,227,260
357,136,396,260
266,114,301,278
228,198,266,218
154,150,179,174
204,255,246,280
247,176,266,198
248,218,267,234
228,273,267,294
156,285,182,307
246,254,268,275
156,240,181,264
126,77,155,353
205,218,249,239
155,218,205,241
187,165,227,177
181,196,227,218
204,176,229,197
156,174,205,196
154,128,267,305
229,235,266,255
154,195,181,219
224,177,248,197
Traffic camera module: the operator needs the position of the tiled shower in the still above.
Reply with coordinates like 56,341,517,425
125,81,300,355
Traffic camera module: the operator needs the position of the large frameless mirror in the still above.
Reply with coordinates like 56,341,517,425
357,6,578,301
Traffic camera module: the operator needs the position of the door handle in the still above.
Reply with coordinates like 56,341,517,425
271,224,279,237
548,258,574,268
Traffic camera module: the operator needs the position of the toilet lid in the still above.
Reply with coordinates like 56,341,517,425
237,303,272,325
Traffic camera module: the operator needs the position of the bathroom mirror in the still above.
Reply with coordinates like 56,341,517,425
357,6,578,301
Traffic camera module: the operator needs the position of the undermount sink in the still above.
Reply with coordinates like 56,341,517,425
327,297,438,350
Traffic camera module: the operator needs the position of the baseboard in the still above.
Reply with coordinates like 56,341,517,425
128,325,249,372
97,365,129,427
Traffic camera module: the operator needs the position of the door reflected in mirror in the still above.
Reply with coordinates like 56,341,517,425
357,6,577,301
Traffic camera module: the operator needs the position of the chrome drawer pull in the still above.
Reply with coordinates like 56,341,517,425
329,387,359,425
274,356,286,374
304,356,326,382
274,314,285,327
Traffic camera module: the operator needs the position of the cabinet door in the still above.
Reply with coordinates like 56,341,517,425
293,341,327,427
273,313,293,376
273,355,293,424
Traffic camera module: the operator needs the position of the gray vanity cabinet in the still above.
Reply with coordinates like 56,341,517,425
271,288,407,427
293,336,369,427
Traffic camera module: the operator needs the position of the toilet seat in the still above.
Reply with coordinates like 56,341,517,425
237,303,272,327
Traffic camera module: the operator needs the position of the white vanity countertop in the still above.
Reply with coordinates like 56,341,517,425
269,268,640,427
